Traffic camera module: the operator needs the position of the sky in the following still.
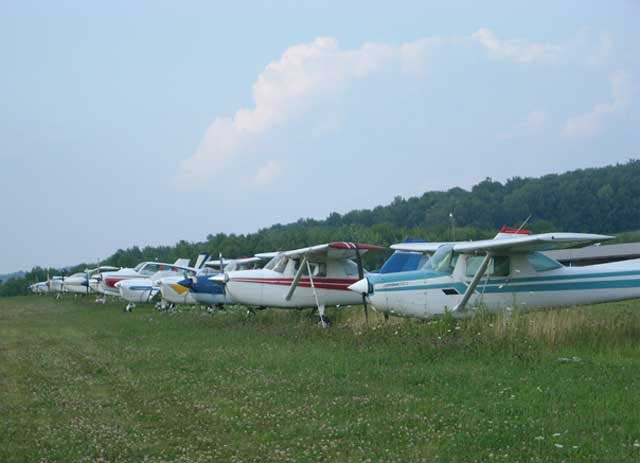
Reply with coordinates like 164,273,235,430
1,0,639,273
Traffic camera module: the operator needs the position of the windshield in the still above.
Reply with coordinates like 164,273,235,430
424,245,456,274
264,254,286,272
379,251,429,274
133,263,145,272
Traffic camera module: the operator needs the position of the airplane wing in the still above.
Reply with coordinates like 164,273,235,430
452,233,613,254
391,233,612,254
390,242,452,253
282,242,385,261
205,257,264,267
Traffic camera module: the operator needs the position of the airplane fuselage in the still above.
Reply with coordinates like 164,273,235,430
225,268,362,309
366,253,640,319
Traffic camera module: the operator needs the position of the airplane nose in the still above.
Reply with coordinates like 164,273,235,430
348,278,370,295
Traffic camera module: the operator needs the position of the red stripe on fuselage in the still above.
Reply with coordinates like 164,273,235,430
232,277,357,291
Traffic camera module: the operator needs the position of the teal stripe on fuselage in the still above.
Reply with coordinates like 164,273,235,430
377,282,467,293
370,269,640,287
376,278,640,294
367,270,447,285
485,269,640,285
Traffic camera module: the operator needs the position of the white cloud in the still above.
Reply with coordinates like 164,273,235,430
564,70,632,137
472,28,562,64
176,30,623,190
175,36,441,190
253,159,282,187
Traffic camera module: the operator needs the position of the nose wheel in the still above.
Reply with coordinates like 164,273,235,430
124,303,135,312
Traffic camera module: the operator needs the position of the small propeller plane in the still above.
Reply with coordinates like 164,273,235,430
161,256,272,311
115,255,210,311
347,227,640,319
97,259,192,303
61,266,119,295
210,242,385,326
29,281,50,294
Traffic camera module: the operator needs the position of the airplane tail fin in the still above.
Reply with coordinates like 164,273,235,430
494,225,532,240
173,258,191,267
194,254,210,269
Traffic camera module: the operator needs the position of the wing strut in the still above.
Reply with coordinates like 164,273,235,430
453,252,492,312
285,257,307,301
305,259,322,311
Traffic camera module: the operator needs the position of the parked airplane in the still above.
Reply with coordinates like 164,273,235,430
62,266,119,295
347,227,632,319
29,281,49,294
210,242,385,326
97,259,192,302
162,256,272,311
115,255,210,311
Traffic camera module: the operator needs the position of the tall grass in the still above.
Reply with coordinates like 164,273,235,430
2,297,640,462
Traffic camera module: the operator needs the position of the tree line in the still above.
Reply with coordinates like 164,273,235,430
2,160,638,297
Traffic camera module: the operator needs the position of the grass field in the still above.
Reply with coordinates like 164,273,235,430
1,296,640,462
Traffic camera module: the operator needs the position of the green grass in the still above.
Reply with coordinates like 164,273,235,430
1,296,640,462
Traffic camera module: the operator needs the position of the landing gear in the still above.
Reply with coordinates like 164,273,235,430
124,302,135,312
318,305,331,328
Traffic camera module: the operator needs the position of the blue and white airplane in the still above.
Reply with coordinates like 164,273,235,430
159,256,272,310
348,227,640,319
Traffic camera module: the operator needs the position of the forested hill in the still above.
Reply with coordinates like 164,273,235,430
2,160,639,296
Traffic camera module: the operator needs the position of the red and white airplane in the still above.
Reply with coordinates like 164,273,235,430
210,242,385,326
96,259,192,302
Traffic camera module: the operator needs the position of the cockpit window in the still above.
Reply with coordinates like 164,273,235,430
264,253,282,270
465,255,510,277
198,267,216,276
139,263,159,276
134,263,144,272
265,255,289,274
343,260,359,276
424,245,456,274
528,252,563,272
379,251,429,274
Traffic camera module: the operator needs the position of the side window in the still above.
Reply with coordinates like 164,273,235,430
528,252,562,272
493,256,510,276
314,263,327,277
465,256,510,277
140,264,158,276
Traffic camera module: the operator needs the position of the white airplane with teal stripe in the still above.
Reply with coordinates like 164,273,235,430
348,227,640,319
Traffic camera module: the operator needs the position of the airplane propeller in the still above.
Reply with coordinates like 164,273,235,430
353,244,369,324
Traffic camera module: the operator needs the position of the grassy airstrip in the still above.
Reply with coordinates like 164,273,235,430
1,297,640,462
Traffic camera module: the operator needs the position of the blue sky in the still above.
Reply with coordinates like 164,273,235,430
1,1,638,272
